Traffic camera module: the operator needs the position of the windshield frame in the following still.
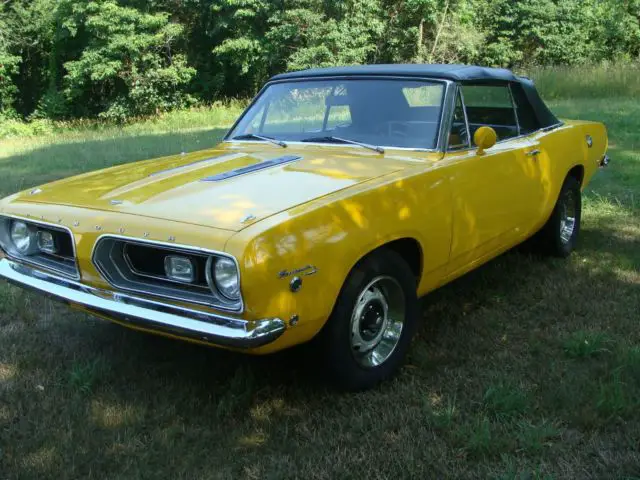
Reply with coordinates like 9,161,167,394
223,75,454,153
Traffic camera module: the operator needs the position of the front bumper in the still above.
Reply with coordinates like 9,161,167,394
0,258,286,348
600,154,610,167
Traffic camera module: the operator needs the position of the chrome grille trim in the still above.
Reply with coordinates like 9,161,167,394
91,234,244,313
0,214,79,280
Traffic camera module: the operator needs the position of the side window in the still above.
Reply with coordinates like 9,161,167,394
461,84,519,143
510,84,541,134
448,90,469,150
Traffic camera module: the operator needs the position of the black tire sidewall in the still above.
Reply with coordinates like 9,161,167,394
541,175,582,257
316,249,419,391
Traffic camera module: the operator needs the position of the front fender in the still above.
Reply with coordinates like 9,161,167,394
225,167,453,353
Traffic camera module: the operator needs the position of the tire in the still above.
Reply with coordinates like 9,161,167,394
314,249,420,391
534,175,582,257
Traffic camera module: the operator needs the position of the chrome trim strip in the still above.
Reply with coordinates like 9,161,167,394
507,83,521,137
0,259,284,349
459,86,472,149
225,140,439,153
0,214,80,280
91,235,244,314
436,80,455,152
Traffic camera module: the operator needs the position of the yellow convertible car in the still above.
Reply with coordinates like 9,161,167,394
0,65,608,389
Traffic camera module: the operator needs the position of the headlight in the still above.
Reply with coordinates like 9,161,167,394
213,258,240,300
10,220,38,255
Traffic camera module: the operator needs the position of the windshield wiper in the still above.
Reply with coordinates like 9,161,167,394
301,135,384,154
231,133,287,148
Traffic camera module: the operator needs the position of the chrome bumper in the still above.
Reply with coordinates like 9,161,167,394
600,154,610,168
0,258,286,348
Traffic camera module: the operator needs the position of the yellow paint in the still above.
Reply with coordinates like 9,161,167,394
0,120,607,354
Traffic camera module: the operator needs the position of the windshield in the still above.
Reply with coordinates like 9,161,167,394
228,79,446,150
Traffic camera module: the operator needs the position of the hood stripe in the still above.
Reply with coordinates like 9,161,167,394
201,155,302,182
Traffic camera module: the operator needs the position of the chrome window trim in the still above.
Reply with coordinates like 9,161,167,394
224,75,453,153
225,140,440,153
445,84,472,152
507,83,522,137
91,234,244,314
0,213,80,280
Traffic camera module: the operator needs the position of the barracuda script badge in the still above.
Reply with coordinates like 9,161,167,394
277,265,318,279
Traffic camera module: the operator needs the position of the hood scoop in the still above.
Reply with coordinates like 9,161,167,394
201,155,302,182
149,152,243,177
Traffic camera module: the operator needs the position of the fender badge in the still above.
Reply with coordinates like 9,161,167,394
110,200,124,205
278,265,318,279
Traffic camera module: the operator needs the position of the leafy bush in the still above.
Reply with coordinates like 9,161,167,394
62,1,196,121
1,0,640,121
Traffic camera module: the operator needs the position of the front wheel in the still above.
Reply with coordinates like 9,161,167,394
315,249,419,391
534,175,582,257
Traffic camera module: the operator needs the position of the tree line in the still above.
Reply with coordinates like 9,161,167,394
0,0,639,122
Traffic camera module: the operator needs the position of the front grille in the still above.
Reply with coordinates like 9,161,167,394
0,216,79,279
92,236,243,312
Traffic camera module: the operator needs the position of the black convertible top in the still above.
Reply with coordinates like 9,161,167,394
269,64,560,128
270,64,518,83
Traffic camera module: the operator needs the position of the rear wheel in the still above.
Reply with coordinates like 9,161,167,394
534,175,582,257
315,249,419,391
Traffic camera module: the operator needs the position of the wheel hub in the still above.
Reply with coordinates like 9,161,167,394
350,276,405,368
559,189,576,245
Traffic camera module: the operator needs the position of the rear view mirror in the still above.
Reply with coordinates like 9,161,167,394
474,126,497,155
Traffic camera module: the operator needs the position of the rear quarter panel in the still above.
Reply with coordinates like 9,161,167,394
530,120,607,232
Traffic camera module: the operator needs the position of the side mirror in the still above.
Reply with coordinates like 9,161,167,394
474,126,497,155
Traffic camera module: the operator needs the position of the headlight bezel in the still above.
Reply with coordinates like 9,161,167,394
92,235,244,313
0,215,80,279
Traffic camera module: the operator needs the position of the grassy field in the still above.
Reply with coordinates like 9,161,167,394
1,72,639,479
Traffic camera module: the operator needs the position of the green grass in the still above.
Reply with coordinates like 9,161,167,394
527,63,640,100
1,70,640,478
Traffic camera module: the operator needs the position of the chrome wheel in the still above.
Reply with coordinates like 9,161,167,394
350,276,405,368
559,189,577,245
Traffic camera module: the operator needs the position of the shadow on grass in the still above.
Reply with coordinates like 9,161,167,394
0,127,228,197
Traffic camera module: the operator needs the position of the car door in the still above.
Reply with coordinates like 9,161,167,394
441,83,544,277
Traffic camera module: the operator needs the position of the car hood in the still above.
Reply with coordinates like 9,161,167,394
14,143,427,231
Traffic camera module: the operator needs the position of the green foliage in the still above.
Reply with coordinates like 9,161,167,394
62,1,196,121
0,0,640,121
0,52,20,118
0,6,21,117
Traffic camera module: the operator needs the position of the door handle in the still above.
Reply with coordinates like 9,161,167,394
526,149,541,157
